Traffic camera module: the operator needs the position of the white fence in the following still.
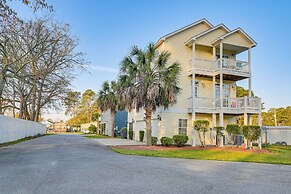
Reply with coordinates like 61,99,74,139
0,115,46,144
262,126,291,145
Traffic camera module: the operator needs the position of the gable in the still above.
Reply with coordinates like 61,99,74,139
195,27,229,47
222,31,255,48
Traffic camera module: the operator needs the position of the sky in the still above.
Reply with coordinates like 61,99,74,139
12,0,291,120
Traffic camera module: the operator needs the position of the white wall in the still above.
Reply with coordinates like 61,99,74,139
0,115,46,144
100,110,112,136
262,126,291,145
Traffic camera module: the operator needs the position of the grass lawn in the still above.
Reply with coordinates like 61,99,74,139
112,145,291,165
83,134,112,139
0,134,50,148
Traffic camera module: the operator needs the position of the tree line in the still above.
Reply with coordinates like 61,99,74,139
0,1,85,121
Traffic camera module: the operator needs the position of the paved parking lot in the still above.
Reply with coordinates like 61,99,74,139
0,134,290,194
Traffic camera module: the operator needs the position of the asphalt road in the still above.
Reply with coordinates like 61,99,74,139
0,134,290,194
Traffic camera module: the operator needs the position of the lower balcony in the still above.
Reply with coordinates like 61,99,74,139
188,96,261,114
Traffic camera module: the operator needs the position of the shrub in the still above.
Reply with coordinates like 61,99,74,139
139,131,145,142
194,120,210,147
151,137,158,146
226,124,241,145
214,126,224,146
129,130,134,140
173,135,188,147
121,127,127,131
226,124,241,135
88,124,97,133
161,137,173,146
242,125,261,146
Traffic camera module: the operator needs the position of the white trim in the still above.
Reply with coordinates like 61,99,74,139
185,24,230,46
211,28,257,47
155,19,213,47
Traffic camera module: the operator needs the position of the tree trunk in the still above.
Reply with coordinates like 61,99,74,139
198,132,203,146
110,111,115,138
0,71,6,114
203,131,206,147
145,109,152,146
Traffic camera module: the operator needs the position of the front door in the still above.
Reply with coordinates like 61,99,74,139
216,84,230,107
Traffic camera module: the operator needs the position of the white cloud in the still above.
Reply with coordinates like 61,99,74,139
89,65,118,73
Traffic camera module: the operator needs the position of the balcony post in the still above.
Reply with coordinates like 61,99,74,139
212,76,215,109
248,48,252,97
191,43,196,146
220,42,223,68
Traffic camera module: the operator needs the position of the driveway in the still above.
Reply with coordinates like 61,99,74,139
0,134,290,194
91,138,146,146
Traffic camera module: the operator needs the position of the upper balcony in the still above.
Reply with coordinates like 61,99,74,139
188,58,250,81
187,96,261,114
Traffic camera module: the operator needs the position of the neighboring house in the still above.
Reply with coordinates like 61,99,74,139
52,121,68,132
128,19,262,145
42,120,54,130
100,110,128,136
80,122,98,133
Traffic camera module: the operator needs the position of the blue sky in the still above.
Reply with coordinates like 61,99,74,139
12,0,291,119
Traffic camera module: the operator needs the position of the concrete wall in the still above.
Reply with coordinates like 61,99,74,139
0,115,46,144
262,126,291,145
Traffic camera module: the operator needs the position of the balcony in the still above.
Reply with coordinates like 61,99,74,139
188,96,261,114
188,58,250,80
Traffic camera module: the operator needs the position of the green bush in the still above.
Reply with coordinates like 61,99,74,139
129,130,134,140
121,127,127,131
194,120,209,147
226,124,241,135
214,126,224,146
151,137,158,146
242,125,261,146
88,124,97,133
161,137,173,146
139,131,145,142
173,135,188,147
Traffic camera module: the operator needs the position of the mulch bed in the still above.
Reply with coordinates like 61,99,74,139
112,145,270,153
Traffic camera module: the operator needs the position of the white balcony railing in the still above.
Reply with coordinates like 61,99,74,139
189,58,250,75
188,96,261,113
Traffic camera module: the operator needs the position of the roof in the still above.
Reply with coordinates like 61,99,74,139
184,24,230,46
155,18,213,47
211,28,257,47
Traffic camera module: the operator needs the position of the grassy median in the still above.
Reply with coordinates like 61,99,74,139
112,145,291,165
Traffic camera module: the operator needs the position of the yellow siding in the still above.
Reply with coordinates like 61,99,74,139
223,31,253,48
195,28,228,47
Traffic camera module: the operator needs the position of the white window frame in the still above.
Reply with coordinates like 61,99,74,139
191,80,200,98
178,119,187,135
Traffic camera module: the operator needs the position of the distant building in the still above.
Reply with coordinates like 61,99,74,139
80,122,98,133
52,121,68,132
100,110,128,136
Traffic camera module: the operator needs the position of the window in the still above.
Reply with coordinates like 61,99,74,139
191,80,199,98
178,119,187,135
128,122,133,131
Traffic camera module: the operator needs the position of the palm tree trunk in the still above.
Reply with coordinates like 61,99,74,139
111,111,115,138
145,109,152,146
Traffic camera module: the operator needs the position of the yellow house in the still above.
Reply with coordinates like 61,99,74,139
127,19,261,146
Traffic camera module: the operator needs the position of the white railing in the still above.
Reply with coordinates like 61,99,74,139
216,59,249,73
188,96,261,112
189,58,250,74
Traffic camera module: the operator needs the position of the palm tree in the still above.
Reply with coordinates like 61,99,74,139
118,43,181,146
98,81,118,137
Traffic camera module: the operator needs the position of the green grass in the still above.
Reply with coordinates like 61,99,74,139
83,134,112,139
0,134,49,148
112,145,291,165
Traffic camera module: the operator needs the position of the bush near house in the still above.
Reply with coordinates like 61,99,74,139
151,137,158,145
129,130,134,140
161,137,173,146
226,124,241,144
242,125,261,147
194,120,210,147
139,131,145,142
88,124,97,133
173,135,188,147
